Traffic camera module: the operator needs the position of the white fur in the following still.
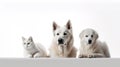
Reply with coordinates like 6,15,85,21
22,36,47,58
49,20,77,58
78,28,110,58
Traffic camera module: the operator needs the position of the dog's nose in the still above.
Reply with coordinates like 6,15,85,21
58,38,64,44
88,39,92,44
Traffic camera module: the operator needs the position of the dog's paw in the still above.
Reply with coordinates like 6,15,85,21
79,54,88,58
88,54,95,58
87,54,104,58
93,54,105,58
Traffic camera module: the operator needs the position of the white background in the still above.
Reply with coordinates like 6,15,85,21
0,0,120,58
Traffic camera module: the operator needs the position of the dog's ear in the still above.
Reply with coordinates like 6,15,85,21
53,21,59,31
66,20,72,29
22,37,25,41
95,31,99,39
79,31,84,39
28,36,33,42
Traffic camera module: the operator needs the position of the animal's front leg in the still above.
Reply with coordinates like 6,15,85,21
33,53,41,58
78,54,88,58
49,49,60,58
93,53,105,58
26,54,32,58
24,52,32,58
88,53,105,58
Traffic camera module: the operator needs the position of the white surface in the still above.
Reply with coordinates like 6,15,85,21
0,0,120,58
0,58,119,67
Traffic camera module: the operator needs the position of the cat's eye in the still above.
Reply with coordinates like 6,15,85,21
91,35,93,37
85,35,88,37
57,33,59,35
64,32,67,35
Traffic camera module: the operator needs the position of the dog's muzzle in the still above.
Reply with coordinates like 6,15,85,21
58,38,64,44
88,39,92,44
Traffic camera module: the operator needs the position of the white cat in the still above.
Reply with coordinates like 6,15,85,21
22,36,47,58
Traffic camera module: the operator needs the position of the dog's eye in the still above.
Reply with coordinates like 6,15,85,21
64,32,67,35
57,33,59,35
91,35,93,37
85,35,88,37
24,43,26,44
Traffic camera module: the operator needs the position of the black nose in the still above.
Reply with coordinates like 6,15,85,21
58,38,64,44
88,40,92,44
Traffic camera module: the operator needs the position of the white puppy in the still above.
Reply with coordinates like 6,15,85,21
22,36,47,58
78,28,110,58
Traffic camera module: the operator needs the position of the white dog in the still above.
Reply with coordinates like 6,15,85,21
78,28,110,58
22,36,47,58
49,20,77,58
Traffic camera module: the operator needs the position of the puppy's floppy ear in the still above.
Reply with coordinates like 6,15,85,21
22,37,25,41
53,21,59,31
28,36,33,41
79,31,84,39
66,20,72,29
94,31,99,39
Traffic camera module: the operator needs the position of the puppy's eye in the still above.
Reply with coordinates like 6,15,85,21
85,35,88,37
57,33,59,35
91,35,93,37
64,32,67,35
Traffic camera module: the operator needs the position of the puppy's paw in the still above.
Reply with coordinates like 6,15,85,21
88,54,95,58
93,54,105,58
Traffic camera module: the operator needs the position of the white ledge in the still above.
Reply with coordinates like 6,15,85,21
0,58,119,67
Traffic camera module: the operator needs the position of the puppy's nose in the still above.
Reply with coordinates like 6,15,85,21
58,38,64,44
88,39,92,44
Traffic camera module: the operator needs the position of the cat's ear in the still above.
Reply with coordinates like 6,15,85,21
66,20,72,30
22,37,25,41
28,36,33,41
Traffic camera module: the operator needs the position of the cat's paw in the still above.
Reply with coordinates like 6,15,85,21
33,53,41,58
26,55,32,58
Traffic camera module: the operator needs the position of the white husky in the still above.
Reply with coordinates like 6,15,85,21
49,20,77,58
78,28,110,58
22,36,47,58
